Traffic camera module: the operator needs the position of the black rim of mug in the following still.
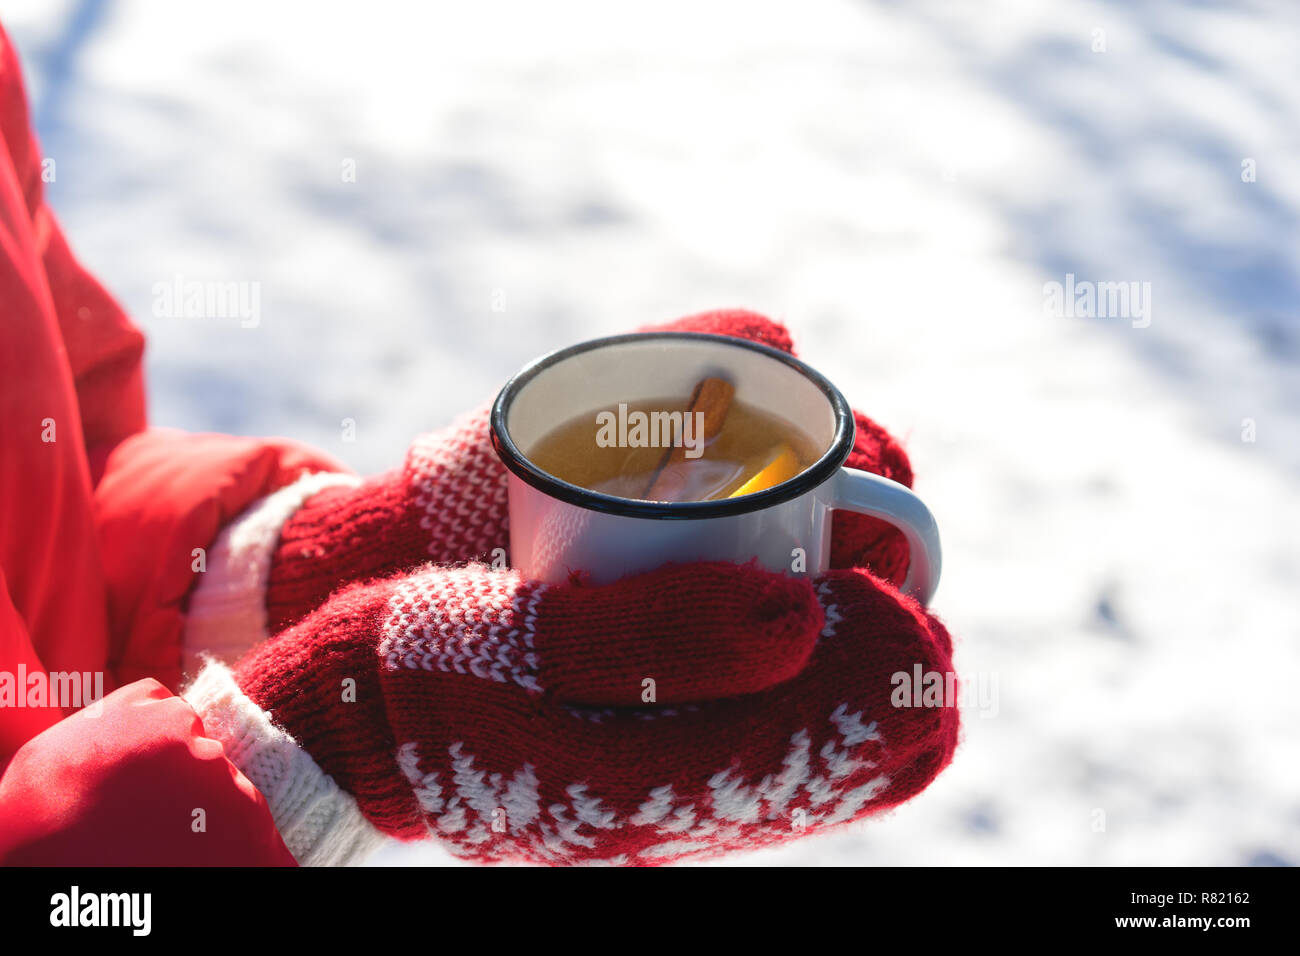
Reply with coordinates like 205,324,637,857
490,331,856,520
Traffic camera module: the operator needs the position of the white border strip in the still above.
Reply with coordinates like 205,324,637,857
183,471,362,676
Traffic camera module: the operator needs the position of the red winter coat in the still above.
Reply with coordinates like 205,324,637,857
0,24,348,865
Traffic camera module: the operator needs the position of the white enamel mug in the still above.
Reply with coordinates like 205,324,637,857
490,332,942,605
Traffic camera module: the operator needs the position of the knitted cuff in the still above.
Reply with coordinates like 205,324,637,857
183,660,389,867
266,406,509,632
183,471,362,678
265,469,424,632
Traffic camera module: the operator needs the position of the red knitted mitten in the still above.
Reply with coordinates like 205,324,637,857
833,409,915,583
230,560,958,865
266,309,917,631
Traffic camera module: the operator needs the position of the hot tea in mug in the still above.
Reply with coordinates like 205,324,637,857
491,332,942,603
525,381,822,503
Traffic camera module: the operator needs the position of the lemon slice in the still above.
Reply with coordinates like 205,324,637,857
728,444,801,497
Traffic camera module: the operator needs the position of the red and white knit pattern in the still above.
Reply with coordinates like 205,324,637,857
255,510,942,867
231,560,958,865
265,404,510,630
391,707,889,866
378,565,544,692
379,581,892,865
405,404,509,561
816,578,845,638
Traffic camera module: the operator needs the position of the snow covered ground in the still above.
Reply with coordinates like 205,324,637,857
4,0,1296,866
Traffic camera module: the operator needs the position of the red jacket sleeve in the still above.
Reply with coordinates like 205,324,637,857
0,21,145,473
0,570,63,760
3,21,349,695
0,22,349,864
96,428,347,691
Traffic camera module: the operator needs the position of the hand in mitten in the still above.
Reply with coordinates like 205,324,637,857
185,559,958,866
262,309,917,633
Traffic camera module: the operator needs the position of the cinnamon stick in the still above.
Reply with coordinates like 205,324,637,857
642,376,735,500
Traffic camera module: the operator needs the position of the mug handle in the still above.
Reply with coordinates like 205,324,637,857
828,468,943,606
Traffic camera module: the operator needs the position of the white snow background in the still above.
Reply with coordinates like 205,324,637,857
3,0,1297,866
